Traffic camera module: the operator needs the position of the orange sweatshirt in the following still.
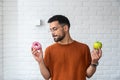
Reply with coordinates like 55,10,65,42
44,41,91,80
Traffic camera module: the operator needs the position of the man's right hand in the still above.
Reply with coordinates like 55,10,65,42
31,48,43,63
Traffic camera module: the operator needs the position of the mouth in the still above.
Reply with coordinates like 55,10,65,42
52,35,57,38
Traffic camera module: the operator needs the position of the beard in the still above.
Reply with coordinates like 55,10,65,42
53,32,65,42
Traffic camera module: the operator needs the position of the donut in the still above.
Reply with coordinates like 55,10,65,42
32,41,42,50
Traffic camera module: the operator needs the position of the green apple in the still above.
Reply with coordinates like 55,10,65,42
93,41,102,49
98,41,102,49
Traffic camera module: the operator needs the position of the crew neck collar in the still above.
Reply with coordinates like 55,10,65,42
56,40,76,46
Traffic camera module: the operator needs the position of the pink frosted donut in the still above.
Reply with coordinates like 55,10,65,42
32,41,42,50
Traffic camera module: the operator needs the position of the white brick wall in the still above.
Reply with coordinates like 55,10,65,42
2,0,120,80
0,0,3,80
3,0,19,80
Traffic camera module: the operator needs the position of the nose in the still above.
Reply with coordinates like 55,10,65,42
50,29,55,34
51,32,55,36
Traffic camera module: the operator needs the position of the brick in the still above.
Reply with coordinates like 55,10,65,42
97,1,112,6
3,6,17,11
3,1,17,7
83,1,98,7
0,2,2,6
112,1,120,6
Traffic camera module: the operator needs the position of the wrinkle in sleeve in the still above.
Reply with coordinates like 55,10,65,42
85,45,91,69
44,47,53,77
44,47,50,69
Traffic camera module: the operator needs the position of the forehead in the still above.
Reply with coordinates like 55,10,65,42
49,21,60,28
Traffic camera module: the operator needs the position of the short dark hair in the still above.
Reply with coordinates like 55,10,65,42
48,15,70,28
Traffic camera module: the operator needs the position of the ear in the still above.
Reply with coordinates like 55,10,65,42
63,25,69,31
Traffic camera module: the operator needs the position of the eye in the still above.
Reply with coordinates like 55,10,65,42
50,27,58,32
53,27,57,31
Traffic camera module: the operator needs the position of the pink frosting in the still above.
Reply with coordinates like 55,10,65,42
32,41,42,50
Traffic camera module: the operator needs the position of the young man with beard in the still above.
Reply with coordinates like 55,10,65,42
31,15,102,80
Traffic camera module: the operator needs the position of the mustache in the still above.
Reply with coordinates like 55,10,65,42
52,35,57,37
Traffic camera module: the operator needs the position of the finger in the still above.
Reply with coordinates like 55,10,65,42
99,49,101,53
31,47,35,52
98,49,102,57
91,50,97,58
92,49,100,58
95,49,99,53
92,49,96,54
32,49,38,55
92,49,98,54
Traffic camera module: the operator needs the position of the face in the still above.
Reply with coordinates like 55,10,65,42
49,21,66,42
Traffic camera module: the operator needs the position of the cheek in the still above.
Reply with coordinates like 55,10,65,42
54,29,65,36
57,31,64,36
54,31,61,35
61,30,65,35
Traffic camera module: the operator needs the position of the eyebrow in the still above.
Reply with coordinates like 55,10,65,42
50,26,57,29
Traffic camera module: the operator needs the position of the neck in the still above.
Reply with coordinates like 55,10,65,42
58,33,74,45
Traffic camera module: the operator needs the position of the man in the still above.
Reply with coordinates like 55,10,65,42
31,15,102,80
